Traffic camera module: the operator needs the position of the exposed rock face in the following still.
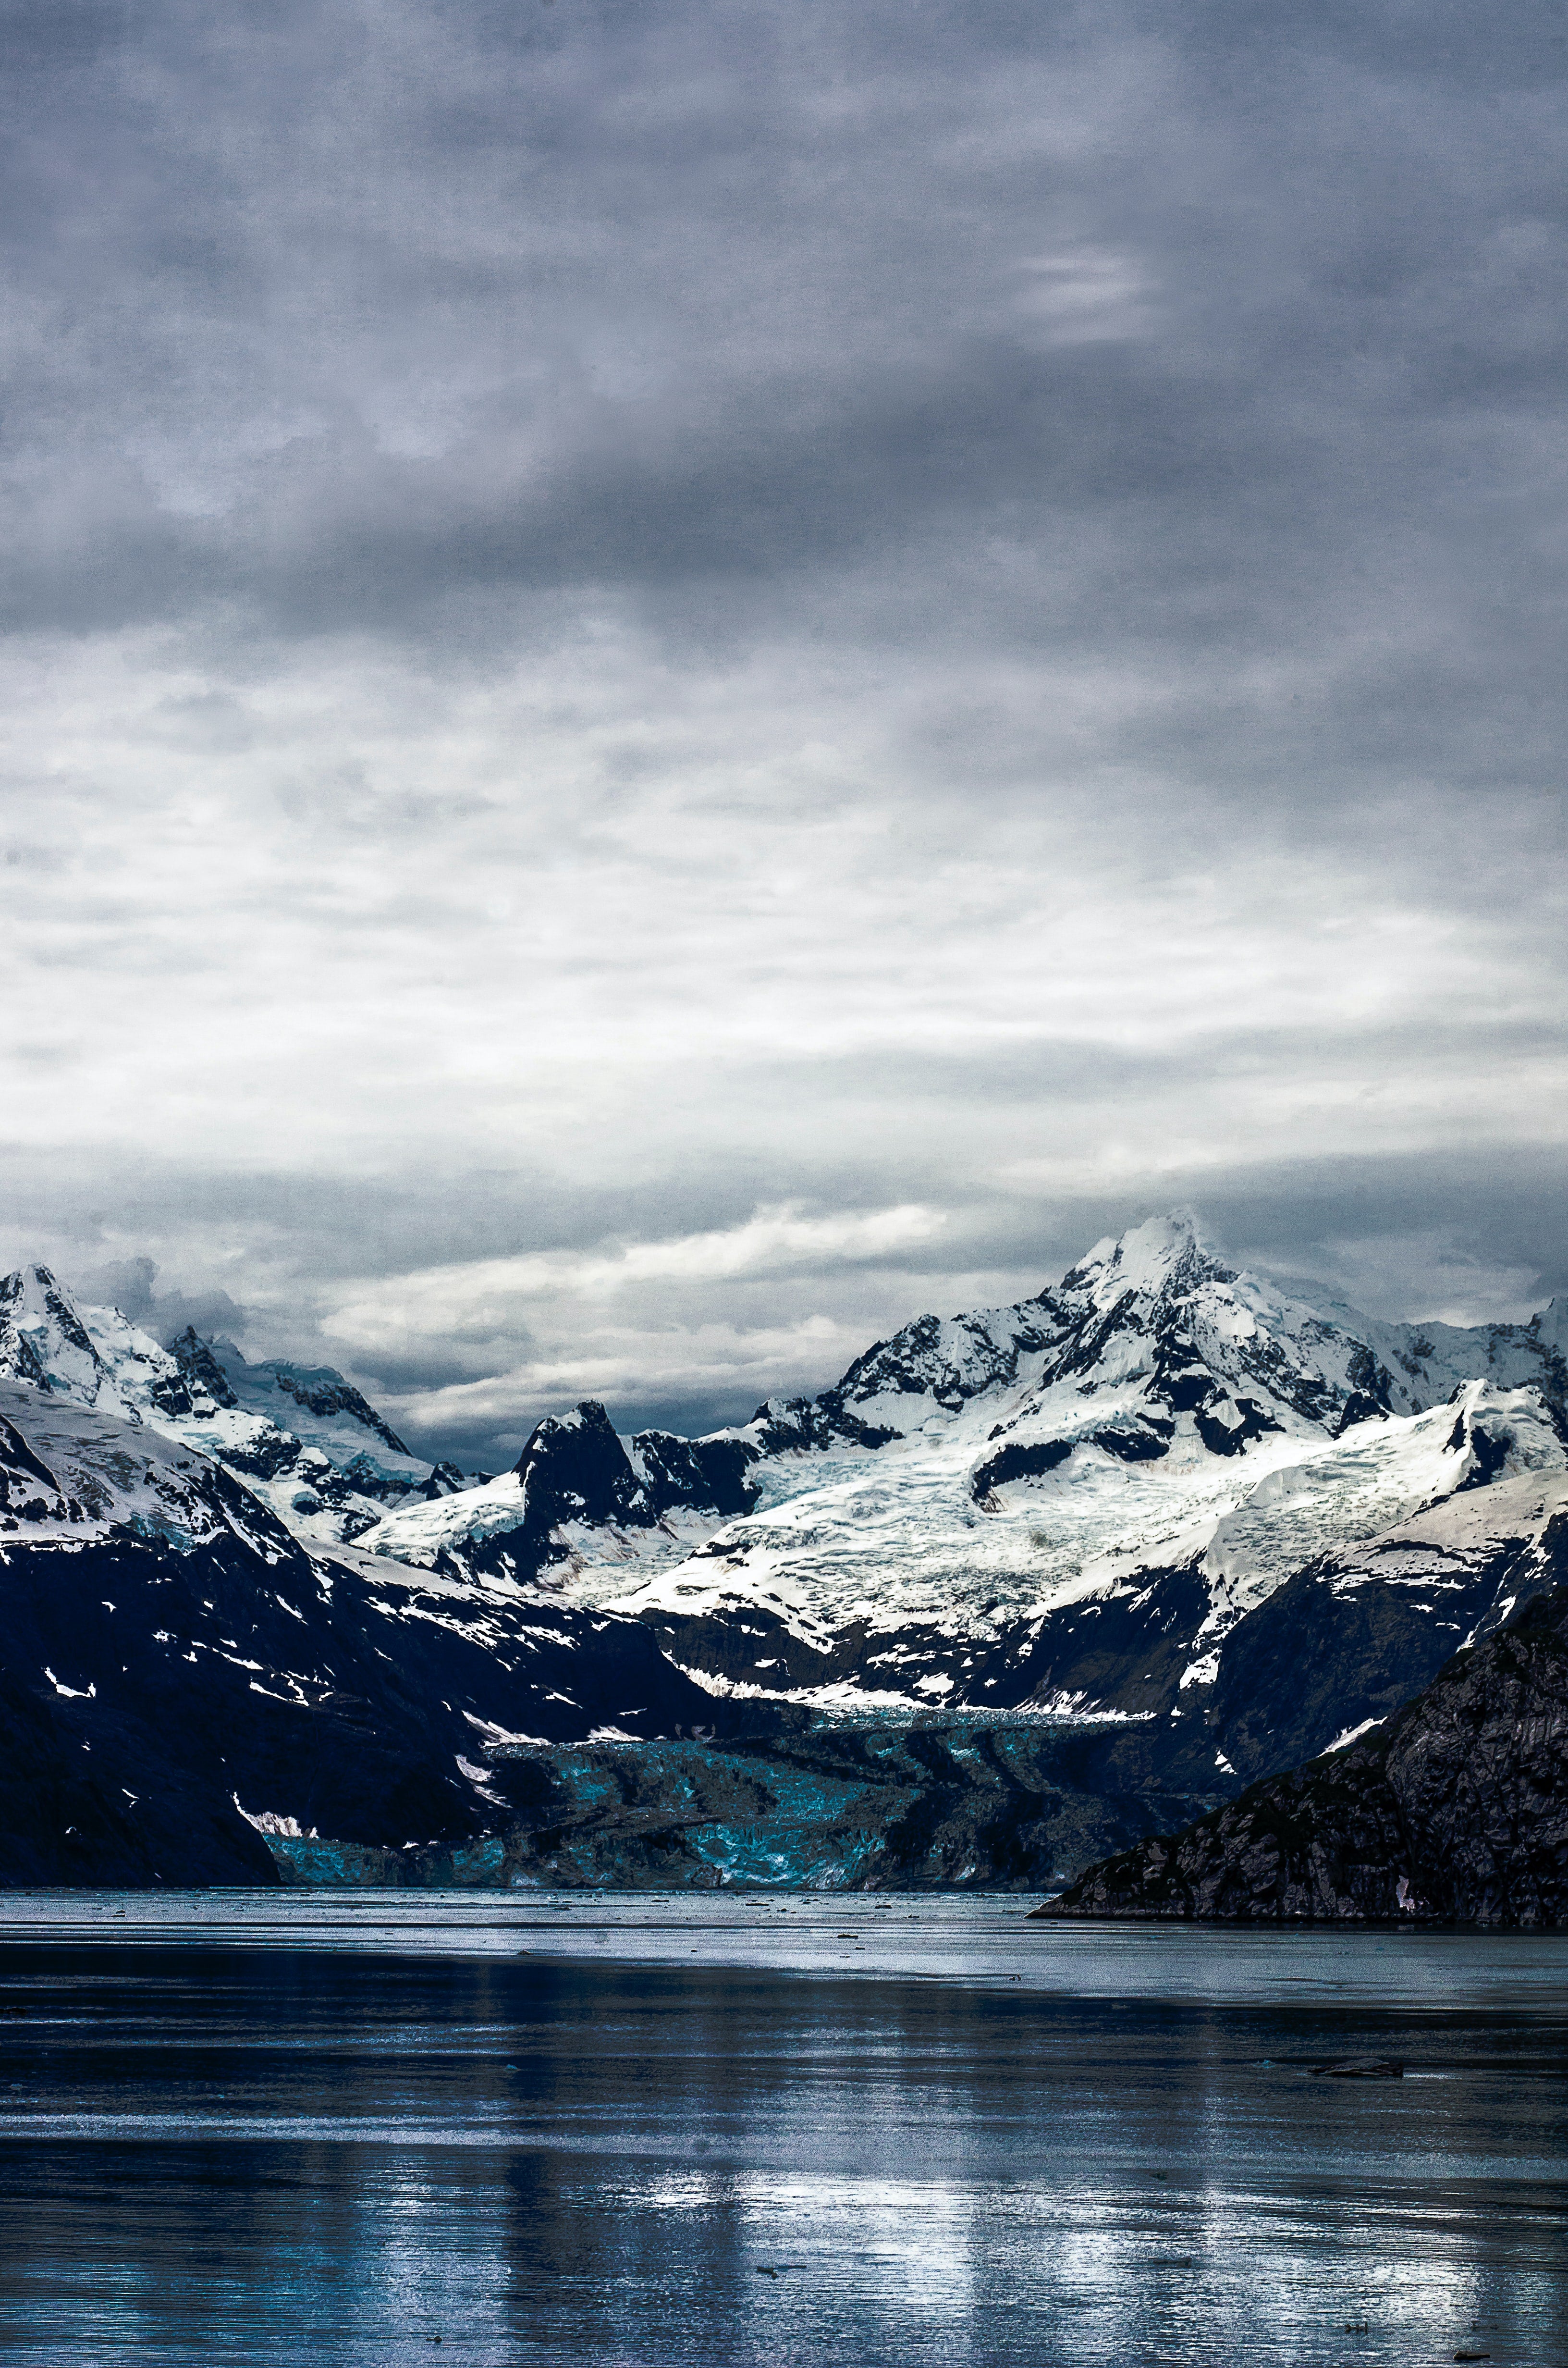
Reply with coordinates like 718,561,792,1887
628,1430,762,1520
1035,1579,1568,1926
507,1405,763,1541
513,1401,652,1541
167,1327,240,1409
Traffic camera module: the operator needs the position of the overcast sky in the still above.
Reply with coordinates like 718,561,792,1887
2,0,1565,1466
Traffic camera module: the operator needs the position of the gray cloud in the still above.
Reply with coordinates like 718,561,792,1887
5,3,1564,643
74,1255,250,1345
1,0,1564,1464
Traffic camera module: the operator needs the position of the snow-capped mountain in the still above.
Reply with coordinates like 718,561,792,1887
0,1264,467,1544
0,1375,290,1561
0,1373,775,1885
360,1213,1568,1727
1,1211,1565,1890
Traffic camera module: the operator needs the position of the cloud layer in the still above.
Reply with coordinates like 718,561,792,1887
2,0,1564,1461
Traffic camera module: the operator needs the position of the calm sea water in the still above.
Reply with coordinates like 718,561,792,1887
0,1893,1560,2365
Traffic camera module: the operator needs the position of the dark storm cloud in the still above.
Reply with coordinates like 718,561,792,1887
73,1255,250,1344
3,0,1564,688
2,0,1564,1454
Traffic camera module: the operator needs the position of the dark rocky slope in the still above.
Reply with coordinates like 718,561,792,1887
0,1383,789,1887
1173,1474,1568,1786
1035,1581,1568,1926
0,1657,280,1887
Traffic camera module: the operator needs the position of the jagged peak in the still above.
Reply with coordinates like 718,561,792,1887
0,1259,94,1332
0,1260,122,1403
1529,1295,1568,1354
1,1260,60,1293
1059,1209,1228,1306
516,1398,620,1459
509,1399,655,1546
167,1326,240,1410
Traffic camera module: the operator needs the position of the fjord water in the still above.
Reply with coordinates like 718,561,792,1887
0,1898,1560,2366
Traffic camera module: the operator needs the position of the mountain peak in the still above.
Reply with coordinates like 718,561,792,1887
1061,1209,1224,1307
0,1261,126,1405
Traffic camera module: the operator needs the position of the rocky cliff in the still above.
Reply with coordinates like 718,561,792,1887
1035,1574,1568,1926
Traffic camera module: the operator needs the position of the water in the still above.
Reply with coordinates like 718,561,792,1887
0,1893,1560,2365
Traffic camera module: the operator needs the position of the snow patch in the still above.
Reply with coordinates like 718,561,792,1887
1325,1716,1385,1754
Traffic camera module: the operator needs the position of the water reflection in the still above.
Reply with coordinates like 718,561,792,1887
0,1930,1559,2364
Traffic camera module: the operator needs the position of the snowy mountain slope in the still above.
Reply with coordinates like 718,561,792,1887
0,1378,288,1559
586,1381,1563,1736
1276,1277,1568,1421
198,1335,441,1489
362,1213,1568,1723
257,1458,1568,1900
1194,1464,1568,1788
0,1264,188,1424
0,1265,466,1546
284,1429,1568,1900
0,1379,782,1885
734,1209,1556,1464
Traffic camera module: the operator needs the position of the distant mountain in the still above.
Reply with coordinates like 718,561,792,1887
360,1215,1568,1760
0,1264,468,1545
1036,1572,1568,1925
282,1441,1564,1899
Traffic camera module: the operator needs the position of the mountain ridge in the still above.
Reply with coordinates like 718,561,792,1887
0,1212,1564,1896
354,1214,1567,1741
0,1265,468,1547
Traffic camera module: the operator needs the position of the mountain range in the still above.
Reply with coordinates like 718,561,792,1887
1,1213,1564,1901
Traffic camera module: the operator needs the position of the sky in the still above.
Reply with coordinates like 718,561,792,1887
1,0,1565,1468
